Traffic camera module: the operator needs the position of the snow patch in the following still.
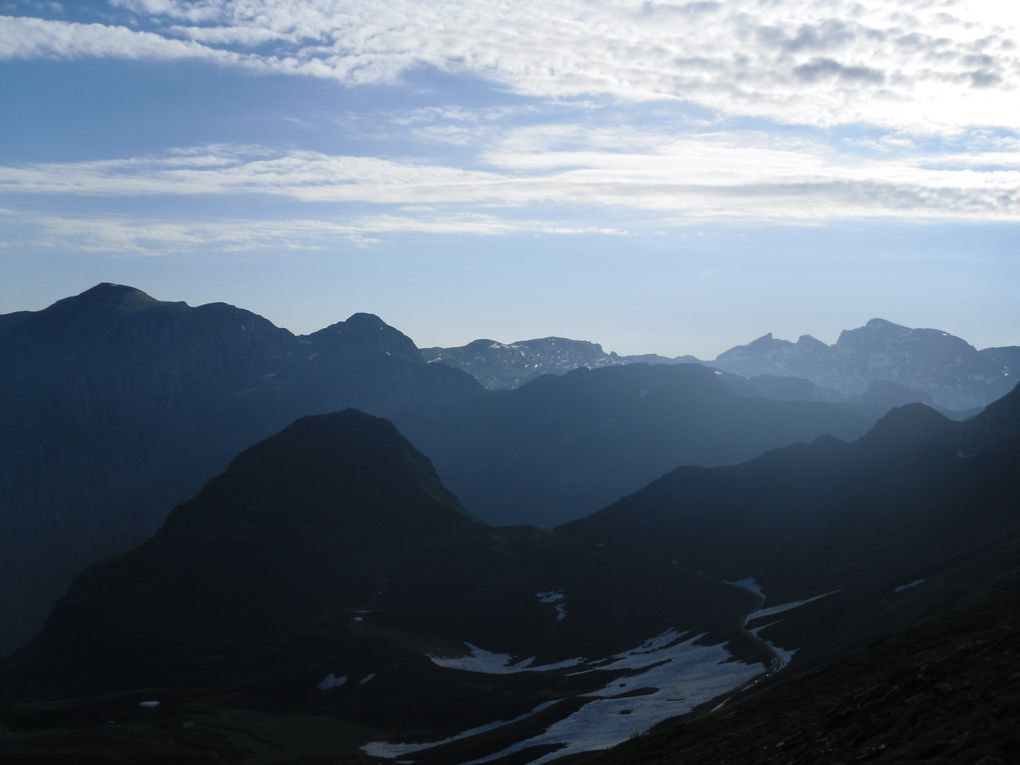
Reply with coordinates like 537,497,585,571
747,590,840,622
137,700,160,709
463,631,763,765
895,579,926,593
430,644,584,674
537,590,568,621
724,577,764,599
360,673,376,685
316,673,347,690
362,701,558,759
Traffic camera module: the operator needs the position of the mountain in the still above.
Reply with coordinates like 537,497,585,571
422,322,1017,414
561,384,1020,664
1,410,773,763
0,283,482,654
421,336,694,389
3,391,1018,764
395,363,872,528
711,318,1016,410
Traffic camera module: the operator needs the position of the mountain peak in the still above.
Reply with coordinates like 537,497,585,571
305,312,421,360
344,311,388,329
57,283,161,313
863,318,905,332
162,409,474,538
861,402,954,452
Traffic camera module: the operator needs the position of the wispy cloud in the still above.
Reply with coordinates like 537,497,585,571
0,208,627,256
3,1,1020,133
2,136,1017,223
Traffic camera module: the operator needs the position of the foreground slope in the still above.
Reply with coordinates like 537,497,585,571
585,581,1020,765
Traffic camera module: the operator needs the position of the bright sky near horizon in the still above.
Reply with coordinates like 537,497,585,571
0,0,1017,357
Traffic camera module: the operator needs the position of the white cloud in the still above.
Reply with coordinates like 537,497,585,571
1,137,1017,223
3,1,1020,133
0,208,626,256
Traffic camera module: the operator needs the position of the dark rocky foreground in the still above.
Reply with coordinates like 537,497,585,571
581,582,1020,765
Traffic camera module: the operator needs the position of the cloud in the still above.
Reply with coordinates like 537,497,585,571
3,1,1020,133
2,135,1016,223
0,208,627,256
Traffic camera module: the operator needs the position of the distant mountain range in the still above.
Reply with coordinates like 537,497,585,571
712,318,1016,410
3,384,1018,763
421,337,693,389
0,284,882,654
425,319,1018,411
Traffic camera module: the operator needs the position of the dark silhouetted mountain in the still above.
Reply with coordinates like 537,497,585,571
0,283,482,654
396,363,871,528
711,319,1016,410
562,384,1020,664
1,409,759,762
421,336,695,389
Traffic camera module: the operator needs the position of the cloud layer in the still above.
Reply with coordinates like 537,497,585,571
3,0,1020,133
3,133,1017,225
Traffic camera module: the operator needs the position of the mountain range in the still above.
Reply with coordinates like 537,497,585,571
396,363,870,527
426,319,1018,411
0,283,481,653
420,337,693,389
2,383,1018,763
0,284,871,653
2,283,1019,764
1,410,765,763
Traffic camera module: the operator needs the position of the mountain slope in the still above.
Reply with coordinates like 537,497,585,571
561,385,1020,664
396,363,872,527
585,581,1020,765
0,284,482,654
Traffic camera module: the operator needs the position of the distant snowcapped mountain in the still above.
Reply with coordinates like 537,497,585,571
711,318,1016,410
421,337,694,389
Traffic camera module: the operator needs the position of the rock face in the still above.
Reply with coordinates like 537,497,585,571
0,283,482,653
421,336,693,389
711,318,1016,410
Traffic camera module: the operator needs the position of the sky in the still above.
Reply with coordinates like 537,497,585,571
0,0,1018,357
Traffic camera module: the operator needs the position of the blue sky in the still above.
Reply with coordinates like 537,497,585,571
1,0,1018,357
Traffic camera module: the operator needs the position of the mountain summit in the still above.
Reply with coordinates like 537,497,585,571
711,318,1015,409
